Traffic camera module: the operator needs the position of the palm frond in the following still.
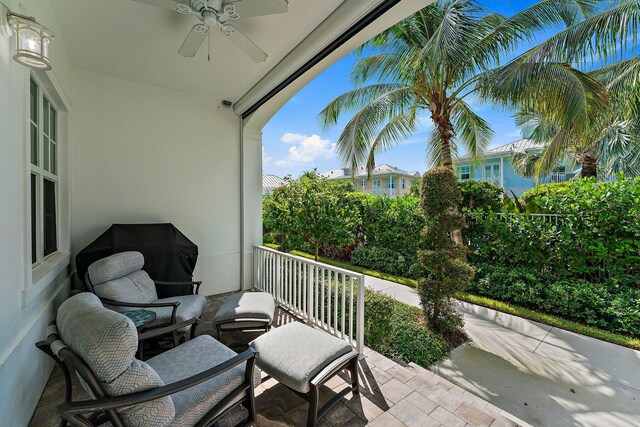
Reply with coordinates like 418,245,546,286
451,100,493,160
475,61,608,127
361,113,419,176
318,84,408,129
518,1,640,66
511,152,544,179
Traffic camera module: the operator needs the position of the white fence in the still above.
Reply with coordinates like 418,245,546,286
467,212,564,226
253,245,366,353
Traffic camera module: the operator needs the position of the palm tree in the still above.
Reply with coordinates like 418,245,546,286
319,0,628,246
475,0,640,180
510,57,640,180
318,0,618,176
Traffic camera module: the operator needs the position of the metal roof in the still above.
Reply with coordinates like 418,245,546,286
262,174,286,190
456,139,544,161
319,164,420,179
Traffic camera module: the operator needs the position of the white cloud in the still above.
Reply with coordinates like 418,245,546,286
275,133,336,167
280,132,307,144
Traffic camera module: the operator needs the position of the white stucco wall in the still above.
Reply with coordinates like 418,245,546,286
0,1,73,425
70,69,247,296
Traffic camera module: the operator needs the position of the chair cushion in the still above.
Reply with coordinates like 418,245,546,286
146,335,247,427
57,293,175,427
89,252,158,304
148,295,207,328
94,270,159,305
89,251,145,283
213,291,275,326
249,322,353,393
57,293,138,381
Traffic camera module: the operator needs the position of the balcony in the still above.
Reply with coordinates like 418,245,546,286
363,188,399,197
30,248,529,427
537,172,576,184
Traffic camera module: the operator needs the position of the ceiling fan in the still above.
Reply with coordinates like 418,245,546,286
132,0,289,62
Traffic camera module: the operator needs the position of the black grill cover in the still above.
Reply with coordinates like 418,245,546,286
76,223,198,298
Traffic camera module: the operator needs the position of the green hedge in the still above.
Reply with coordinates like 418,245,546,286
364,289,449,367
351,246,419,278
468,177,640,285
468,264,640,336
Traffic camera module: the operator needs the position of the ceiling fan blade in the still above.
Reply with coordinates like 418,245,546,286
178,25,207,57
221,25,267,62
130,0,190,12
227,0,288,17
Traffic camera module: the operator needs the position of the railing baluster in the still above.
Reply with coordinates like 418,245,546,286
356,274,365,354
333,271,339,337
349,276,354,343
327,270,332,332
307,264,313,324
313,267,322,323
252,245,364,352
341,273,346,339
320,268,325,329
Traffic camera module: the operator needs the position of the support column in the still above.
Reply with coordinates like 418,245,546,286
241,127,263,290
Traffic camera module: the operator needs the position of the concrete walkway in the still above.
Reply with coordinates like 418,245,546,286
366,276,640,427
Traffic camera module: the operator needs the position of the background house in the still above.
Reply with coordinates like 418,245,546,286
454,139,575,196
319,164,420,197
262,174,286,196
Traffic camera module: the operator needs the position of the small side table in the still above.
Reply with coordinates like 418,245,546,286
123,309,157,360
123,309,157,330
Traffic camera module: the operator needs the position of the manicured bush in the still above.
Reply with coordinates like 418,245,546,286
468,177,640,285
351,246,417,277
359,195,425,258
468,265,640,336
458,180,503,211
363,289,450,367
417,168,474,333
263,172,360,260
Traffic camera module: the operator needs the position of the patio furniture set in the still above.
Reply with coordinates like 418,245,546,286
37,251,360,427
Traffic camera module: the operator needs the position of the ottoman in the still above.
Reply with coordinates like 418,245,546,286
250,322,359,427
213,291,275,337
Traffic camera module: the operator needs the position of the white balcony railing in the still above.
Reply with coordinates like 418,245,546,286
253,245,366,353
538,172,576,184
363,188,398,197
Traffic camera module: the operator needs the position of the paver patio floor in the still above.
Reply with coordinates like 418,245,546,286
29,293,528,427
366,276,640,426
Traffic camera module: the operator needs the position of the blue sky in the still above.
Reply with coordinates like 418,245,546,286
261,1,557,178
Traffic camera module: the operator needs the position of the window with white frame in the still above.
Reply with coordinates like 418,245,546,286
401,178,406,189
30,77,58,266
460,166,470,180
387,177,396,189
361,179,366,188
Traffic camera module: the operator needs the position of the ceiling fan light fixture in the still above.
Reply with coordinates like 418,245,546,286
175,3,192,14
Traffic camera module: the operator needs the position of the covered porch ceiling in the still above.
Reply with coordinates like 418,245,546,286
50,0,347,103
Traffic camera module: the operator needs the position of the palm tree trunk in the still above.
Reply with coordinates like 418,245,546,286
432,109,455,169
431,107,465,248
579,155,598,179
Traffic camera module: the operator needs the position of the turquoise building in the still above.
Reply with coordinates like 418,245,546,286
454,139,575,196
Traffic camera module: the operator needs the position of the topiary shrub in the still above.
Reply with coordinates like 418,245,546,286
457,180,503,211
417,168,474,333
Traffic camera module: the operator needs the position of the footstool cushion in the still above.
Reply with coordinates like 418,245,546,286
249,322,353,394
213,291,275,331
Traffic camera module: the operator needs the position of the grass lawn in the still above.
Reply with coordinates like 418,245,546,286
264,243,640,351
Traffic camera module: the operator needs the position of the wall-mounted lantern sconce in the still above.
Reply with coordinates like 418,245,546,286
0,3,55,70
